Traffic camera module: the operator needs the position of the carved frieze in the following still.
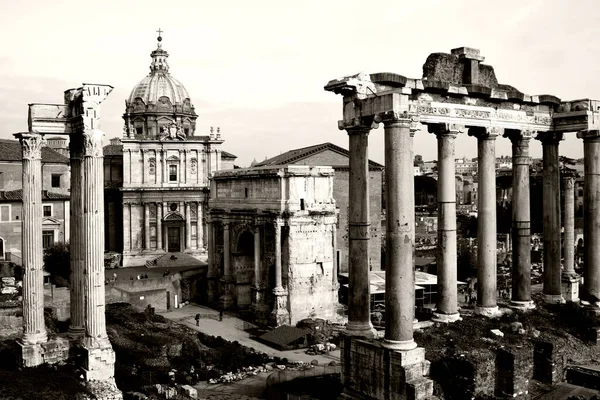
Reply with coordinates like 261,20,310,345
413,104,553,127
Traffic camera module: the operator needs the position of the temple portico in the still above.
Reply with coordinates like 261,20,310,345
326,47,600,400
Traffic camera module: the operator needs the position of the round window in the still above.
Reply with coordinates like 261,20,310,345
170,203,178,211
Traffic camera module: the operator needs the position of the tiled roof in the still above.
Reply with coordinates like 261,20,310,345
103,144,123,156
255,142,384,169
0,189,70,201
0,139,69,164
258,325,310,347
221,151,237,159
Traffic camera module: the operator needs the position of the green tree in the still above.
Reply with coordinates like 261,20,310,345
43,242,70,287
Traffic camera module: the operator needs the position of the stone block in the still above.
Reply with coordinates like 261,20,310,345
18,342,44,367
589,327,600,344
533,341,567,385
496,346,533,398
178,384,197,399
406,378,434,400
81,342,116,381
390,347,425,367
562,278,580,302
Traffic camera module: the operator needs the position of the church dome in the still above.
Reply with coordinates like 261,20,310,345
123,32,197,138
127,36,192,106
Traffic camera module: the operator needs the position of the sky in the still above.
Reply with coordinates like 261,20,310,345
1,0,599,166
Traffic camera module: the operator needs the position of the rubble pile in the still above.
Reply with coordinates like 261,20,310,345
304,342,336,355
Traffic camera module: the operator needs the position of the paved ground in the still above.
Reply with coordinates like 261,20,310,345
159,304,340,399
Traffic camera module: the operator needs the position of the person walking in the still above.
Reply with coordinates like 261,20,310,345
195,313,200,326
219,308,223,322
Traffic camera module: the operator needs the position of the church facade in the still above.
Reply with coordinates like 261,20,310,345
104,35,236,267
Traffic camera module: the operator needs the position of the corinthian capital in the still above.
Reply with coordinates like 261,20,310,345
17,132,45,160
467,126,502,140
427,123,465,137
82,129,104,157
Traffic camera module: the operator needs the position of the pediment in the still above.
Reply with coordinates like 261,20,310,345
164,212,184,221
42,217,61,225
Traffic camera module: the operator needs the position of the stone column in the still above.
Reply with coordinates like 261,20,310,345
579,130,600,307
123,204,131,252
505,129,535,309
157,203,163,250
185,202,191,250
539,132,565,304
343,123,375,337
69,134,86,337
382,113,417,350
254,224,261,288
428,123,463,322
17,132,48,346
220,221,234,309
562,174,579,301
81,129,110,343
144,203,150,250
270,219,289,326
469,127,501,317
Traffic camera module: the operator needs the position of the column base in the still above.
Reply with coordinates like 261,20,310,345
543,294,566,304
562,274,580,302
68,326,86,339
22,331,48,345
509,300,536,310
80,337,116,382
432,312,461,323
381,338,417,351
345,321,378,339
18,337,70,367
474,305,502,318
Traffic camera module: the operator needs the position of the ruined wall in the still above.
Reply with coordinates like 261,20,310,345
286,217,337,323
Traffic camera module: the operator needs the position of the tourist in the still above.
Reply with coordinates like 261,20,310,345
195,313,200,326
219,308,223,322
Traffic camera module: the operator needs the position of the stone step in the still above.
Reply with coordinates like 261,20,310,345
406,377,434,400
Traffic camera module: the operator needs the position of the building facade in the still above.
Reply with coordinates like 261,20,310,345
0,139,70,262
255,142,384,274
104,35,236,267
208,165,339,326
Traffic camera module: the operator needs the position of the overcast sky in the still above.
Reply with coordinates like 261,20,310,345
1,0,599,166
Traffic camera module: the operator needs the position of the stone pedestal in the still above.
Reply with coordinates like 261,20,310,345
270,287,290,327
250,284,270,324
81,338,117,381
18,337,71,368
220,275,235,310
562,274,580,302
340,337,433,400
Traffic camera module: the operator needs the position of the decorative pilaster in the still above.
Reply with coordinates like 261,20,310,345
341,120,376,338
538,132,565,304
17,132,48,348
157,203,163,250
122,203,131,253
144,203,150,250
185,202,191,250
381,112,418,349
578,130,600,308
270,219,289,326
505,129,535,310
469,126,501,317
197,202,204,250
562,173,580,302
429,123,463,323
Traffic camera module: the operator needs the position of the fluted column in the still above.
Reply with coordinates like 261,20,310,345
17,132,47,345
254,224,261,287
563,175,576,276
539,132,565,304
342,123,376,337
144,203,150,250
579,130,600,306
157,203,163,250
382,113,418,350
469,127,501,317
429,123,463,322
81,129,109,342
505,129,535,310
185,203,191,250
69,134,86,337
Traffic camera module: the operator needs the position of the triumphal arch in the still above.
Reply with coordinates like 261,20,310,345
326,47,600,399
17,84,120,398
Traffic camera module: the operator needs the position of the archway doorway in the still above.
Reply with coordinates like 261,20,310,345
232,229,255,308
